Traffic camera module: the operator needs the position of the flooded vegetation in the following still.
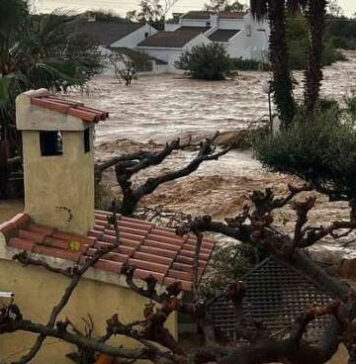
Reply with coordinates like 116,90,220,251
66,51,356,265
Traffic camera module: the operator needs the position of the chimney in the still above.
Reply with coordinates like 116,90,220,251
16,89,108,235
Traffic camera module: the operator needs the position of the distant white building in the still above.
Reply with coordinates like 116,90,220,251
136,11,270,73
74,17,165,75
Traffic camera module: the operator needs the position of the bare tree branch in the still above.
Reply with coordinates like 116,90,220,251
115,138,233,215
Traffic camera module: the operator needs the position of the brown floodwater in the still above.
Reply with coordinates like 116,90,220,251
65,51,356,265
68,51,356,145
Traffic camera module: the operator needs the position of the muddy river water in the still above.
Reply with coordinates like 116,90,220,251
66,51,356,265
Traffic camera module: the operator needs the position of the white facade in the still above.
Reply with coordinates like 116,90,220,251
137,33,211,73
140,11,269,73
110,23,158,48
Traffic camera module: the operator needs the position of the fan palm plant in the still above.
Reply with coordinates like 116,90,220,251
304,0,327,112
251,0,298,127
0,1,102,197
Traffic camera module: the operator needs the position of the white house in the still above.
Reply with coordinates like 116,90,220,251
74,18,162,75
136,10,270,73
137,30,211,73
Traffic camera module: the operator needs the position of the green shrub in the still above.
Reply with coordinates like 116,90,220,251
253,106,356,200
232,57,271,71
286,13,345,70
175,42,233,80
326,17,356,50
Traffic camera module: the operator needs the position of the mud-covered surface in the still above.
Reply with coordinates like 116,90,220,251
68,52,356,266
69,51,356,144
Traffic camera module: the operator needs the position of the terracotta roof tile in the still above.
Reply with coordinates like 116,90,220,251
28,223,55,235
134,269,165,283
30,95,109,124
8,237,36,251
33,245,81,262
5,211,215,292
18,229,46,243
94,259,123,273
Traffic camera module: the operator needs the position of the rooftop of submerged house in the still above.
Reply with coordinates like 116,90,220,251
1,89,215,292
0,211,214,291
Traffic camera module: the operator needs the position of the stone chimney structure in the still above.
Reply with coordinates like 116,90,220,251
16,89,108,235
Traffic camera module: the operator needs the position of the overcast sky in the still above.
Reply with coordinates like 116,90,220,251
33,0,355,17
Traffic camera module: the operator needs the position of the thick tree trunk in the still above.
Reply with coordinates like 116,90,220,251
304,0,327,112
268,0,296,126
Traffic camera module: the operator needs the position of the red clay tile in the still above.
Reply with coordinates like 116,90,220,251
128,258,168,274
133,251,172,266
94,259,123,273
46,96,84,108
4,208,215,292
144,239,180,252
100,234,119,245
95,214,109,223
31,97,70,113
31,95,108,123
108,225,148,236
138,245,177,258
172,262,193,273
150,227,177,238
164,277,192,291
118,231,145,242
33,245,81,262
28,223,55,235
94,222,108,230
9,213,30,229
175,255,207,267
52,231,96,247
94,240,114,250
133,269,164,283
85,250,128,263
117,246,136,256
179,250,210,260
181,243,211,255
167,270,192,281
42,236,89,253
89,230,104,239
121,216,153,227
18,229,46,243
0,221,14,235
117,221,152,232
78,105,109,119
67,108,99,123
8,237,36,251
146,233,183,246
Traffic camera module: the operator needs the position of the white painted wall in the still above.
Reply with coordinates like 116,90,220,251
181,14,218,28
110,24,158,49
217,14,270,61
137,33,211,73
243,14,270,61
218,18,245,30
164,23,181,31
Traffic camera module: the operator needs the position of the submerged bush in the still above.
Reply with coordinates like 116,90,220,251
286,13,345,70
253,106,356,200
232,57,271,71
175,42,233,80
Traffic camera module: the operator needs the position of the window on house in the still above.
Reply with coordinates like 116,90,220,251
206,21,211,27
40,131,63,156
84,128,91,153
145,32,149,38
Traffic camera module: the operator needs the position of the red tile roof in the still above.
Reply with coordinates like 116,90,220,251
1,211,215,291
31,95,109,123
